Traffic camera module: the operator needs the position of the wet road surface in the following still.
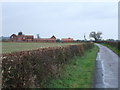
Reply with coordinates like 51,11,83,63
94,44,119,88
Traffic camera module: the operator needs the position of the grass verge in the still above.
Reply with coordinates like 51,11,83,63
99,43,119,56
44,45,98,88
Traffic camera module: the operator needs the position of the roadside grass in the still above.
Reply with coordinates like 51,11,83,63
100,43,120,56
44,45,98,88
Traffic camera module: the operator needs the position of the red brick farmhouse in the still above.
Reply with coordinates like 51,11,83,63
10,32,74,43
10,32,34,42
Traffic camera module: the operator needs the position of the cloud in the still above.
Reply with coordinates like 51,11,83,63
2,2,118,39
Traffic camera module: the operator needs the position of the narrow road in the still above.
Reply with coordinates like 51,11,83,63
94,44,119,88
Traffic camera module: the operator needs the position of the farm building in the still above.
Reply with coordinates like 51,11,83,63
10,32,34,42
10,32,56,42
10,32,74,43
34,35,56,42
61,38,74,43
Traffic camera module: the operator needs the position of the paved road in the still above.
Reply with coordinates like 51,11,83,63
94,44,119,88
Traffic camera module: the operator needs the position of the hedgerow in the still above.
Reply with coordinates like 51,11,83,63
97,41,119,51
1,43,93,88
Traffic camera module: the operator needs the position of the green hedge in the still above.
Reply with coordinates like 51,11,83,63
97,41,119,50
2,43,93,88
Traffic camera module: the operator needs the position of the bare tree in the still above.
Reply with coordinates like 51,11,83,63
89,31,102,42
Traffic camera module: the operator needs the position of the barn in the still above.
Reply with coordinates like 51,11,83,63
61,38,74,43
10,32,74,43
10,32,56,42
34,35,56,42
10,32,34,42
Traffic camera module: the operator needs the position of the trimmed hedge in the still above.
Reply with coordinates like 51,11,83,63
1,43,93,88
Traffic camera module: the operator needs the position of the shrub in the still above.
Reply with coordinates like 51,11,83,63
1,43,93,88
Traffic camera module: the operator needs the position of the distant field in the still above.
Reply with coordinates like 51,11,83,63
2,42,81,54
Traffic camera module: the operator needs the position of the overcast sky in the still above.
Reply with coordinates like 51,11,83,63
1,2,118,40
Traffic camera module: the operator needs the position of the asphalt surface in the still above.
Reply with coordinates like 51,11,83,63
94,44,119,88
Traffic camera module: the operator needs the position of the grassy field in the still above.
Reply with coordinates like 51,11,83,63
100,43,119,56
2,42,81,54
44,45,98,88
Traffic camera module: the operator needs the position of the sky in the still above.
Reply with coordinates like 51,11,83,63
1,2,118,40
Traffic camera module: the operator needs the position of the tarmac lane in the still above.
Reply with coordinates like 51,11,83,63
94,44,119,88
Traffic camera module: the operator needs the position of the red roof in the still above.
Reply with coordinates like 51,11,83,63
24,35,34,37
34,38,56,40
17,35,33,37
61,38,74,41
17,35,24,37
